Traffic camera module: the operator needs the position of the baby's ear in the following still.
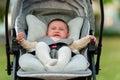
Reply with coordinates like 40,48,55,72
67,33,70,38
46,32,48,36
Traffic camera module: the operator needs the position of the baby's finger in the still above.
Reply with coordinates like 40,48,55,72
19,32,24,38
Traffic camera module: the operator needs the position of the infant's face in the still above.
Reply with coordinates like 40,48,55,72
47,21,69,39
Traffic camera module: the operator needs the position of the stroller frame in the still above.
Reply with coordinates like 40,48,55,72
5,0,104,80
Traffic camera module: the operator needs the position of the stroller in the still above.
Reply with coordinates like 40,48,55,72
5,0,104,80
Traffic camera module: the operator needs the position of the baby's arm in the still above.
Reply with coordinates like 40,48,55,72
69,35,97,51
16,32,37,51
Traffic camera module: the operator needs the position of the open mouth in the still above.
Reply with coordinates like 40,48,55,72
54,34,60,37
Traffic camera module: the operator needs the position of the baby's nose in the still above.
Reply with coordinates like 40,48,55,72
55,29,60,33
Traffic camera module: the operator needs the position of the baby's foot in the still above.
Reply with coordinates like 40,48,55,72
45,64,64,72
45,63,64,72
45,59,59,72
45,64,55,72
47,59,58,66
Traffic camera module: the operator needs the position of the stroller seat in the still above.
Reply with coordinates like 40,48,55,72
17,69,92,79
16,13,91,79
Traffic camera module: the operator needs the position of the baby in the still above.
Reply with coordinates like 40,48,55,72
17,19,97,72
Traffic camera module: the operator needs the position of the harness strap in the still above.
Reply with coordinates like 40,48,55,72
28,43,76,58
49,44,62,58
49,43,76,58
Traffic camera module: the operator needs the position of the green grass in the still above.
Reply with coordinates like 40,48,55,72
0,37,120,80
97,37,120,80
0,43,12,80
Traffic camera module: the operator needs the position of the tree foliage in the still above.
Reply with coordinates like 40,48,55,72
0,6,5,22
104,0,113,4
0,0,6,22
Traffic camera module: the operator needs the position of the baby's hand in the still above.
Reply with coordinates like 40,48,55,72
87,35,97,45
16,32,25,43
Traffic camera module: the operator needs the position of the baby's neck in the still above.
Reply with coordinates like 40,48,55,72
50,37,61,42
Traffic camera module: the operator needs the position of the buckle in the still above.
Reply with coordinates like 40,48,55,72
51,45,57,49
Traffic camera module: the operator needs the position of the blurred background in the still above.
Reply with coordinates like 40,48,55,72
0,0,120,80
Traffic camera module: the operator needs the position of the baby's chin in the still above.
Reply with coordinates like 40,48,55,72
51,36,61,39
51,37,61,41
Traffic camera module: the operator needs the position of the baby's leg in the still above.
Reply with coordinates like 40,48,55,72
64,54,89,72
36,42,57,66
46,46,71,72
19,53,45,72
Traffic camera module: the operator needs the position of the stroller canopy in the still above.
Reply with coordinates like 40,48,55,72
11,0,95,31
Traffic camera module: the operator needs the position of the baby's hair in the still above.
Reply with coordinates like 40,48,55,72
47,19,69,33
